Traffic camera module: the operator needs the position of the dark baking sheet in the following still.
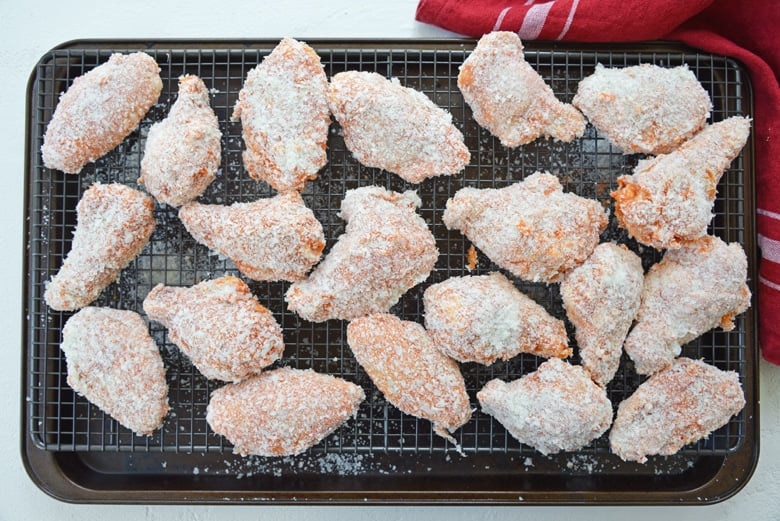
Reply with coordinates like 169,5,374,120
22,39,758,504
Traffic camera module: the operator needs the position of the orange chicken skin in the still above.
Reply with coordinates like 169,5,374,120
477,358,613,455
179,192,325,283
44,183,155,311
561,243,643,386
442,172,608,283
139,75,221,207
458,32,585,147
61,307,169,436
232,38,330,193
143,276,285,382
624,236,750,376
347,314,471,442
610,358,745,463
329,71,470,184
572,63,712,155
207,367,365,457
611,117,750,250
42,52,162,174
286,186,438,322
424,272,571,365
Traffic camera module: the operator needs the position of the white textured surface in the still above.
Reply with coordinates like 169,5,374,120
2,1,778,518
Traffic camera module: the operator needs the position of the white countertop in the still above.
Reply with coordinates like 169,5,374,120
2,1,779,519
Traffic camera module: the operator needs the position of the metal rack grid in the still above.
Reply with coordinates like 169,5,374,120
27,44,750,461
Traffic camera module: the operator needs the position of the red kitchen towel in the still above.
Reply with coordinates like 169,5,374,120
416,0,780,365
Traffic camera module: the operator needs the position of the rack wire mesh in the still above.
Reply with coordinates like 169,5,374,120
26,43,751,463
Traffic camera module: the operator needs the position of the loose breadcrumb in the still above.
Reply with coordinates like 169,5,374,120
466,245,478,271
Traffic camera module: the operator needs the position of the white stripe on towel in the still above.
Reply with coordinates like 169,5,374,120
757,207,780,221
557,0,580,40
493,7,513,30
759,233,780,263
760,275,780,292
518,2,553,39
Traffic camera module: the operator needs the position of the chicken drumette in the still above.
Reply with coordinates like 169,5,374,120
443,172,607,283
612,117,750,250
329,70,470,184
572,63,712,155
42,52,162,174
286,186,438,322
179,192,324,283
458,31,585,147
232,38,330,193
207,367,365,457
347,313,471,443
561,243,644,386
610,358,745,463
139,75,221,207
477,358,613,455
61,307,169,436
44,183,155,311
143,275,285,382
624,236,750,375
424,272,570,365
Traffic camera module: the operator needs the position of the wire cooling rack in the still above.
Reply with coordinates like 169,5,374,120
26,42,752,465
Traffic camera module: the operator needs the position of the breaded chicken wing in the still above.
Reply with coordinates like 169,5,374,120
61,307,168,436
329,71,470,184
610,358,745,463
458,32,585,147
612,117,751,249
139,75,221,207
442,172,608,283
143,276,284,382
477,358,612,455
179,192,324,282
347,314,471,442
42,52,162,174
573,64,712,155
286,187,438,322
206,367,365,456
232,38,330,193
561,243,643,386
44,183,155,311
423,272,571,365
624,236,750,375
